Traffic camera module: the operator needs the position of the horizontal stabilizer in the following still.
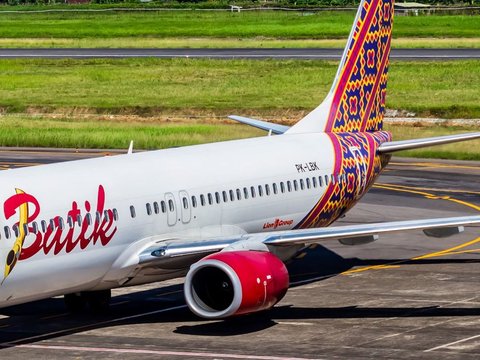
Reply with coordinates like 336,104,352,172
228,115,290,134
378,132,480,153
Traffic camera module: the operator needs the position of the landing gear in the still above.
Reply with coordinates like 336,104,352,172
85,289,111,313
64,292,87,313
64,289,111,313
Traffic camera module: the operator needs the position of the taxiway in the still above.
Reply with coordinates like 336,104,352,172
0,151,478,359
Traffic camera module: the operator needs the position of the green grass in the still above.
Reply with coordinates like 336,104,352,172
0,115,477,160
384,124,480,161
0,58,479,119
1,37,479,49
0,11,479,40
0,116,263,149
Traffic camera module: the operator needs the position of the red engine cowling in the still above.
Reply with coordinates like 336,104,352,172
184,251,289,319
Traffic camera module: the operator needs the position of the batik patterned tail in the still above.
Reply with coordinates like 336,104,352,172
287,0,394,134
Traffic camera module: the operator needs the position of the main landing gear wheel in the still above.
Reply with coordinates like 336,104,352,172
64,292,87,313
86,289,111,313
64,289,111,313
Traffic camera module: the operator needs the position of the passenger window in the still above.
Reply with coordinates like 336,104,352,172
325,175,329,185
4,226,10,239
13,224,19,237
236,189,242,200
287,181,292,192
215,192,220,204
23,223,29,235
95,212,101,224
161,201,166,213
312,177,317,188
86,213,92,225
318,176,323,187
208,193,213,205
146,203,152,216
182,197,188,209
58,217,65,230
258,185,263,197
250,186,256,198
168,199,175,211
306,178,311,189
293,180,298,191
200,194,206,206
32,221,38,233
104,210,110,222
113,209,119,221
222,191,228,203
280,182,285,193
338,174,342,183
41,220,47,232
331,174,336,184
265,184,270,196
49,219,55,230
67,216,73,228
273,183,278,194
243,187,249,199
153,202,160,214
130,205,136,218
300,179,305,190
191,196,197,208
229,190,235,202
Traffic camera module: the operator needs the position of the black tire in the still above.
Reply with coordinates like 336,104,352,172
86,289,111,313
64,293,87,313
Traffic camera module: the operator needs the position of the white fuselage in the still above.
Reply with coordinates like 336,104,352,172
0,132,375,307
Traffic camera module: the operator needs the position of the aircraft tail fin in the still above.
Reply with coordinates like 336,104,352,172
288,0,395,134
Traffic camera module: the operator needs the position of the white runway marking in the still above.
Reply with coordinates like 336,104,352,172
424,334,480,352
10,344,319,360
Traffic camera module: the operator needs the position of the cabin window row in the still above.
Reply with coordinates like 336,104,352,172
1,209,119,240
139,173,349,218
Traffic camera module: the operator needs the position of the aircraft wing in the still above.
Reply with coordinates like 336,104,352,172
138,215,480,268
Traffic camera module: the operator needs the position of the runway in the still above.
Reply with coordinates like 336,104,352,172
0,150,478,359
1,48,480,60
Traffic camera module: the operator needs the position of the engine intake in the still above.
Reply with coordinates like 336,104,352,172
184,251,289,319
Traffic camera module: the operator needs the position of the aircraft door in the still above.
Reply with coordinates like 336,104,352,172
179,190,191,224
165,192,177,226
349,146,367,195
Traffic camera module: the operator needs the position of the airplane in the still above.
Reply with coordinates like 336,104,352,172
0,0,479,319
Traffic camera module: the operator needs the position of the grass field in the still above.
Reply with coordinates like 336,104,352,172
0,115,263,149
1,37,479,49
0,11,479,43
383,123,480,161
0,58,478,119
0,115,478,160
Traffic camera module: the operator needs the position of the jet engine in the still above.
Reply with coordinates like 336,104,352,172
184,251,289,319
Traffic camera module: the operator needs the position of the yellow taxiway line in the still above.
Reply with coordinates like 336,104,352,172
342,182,480,275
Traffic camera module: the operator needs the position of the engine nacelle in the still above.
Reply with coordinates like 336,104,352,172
184,251,289,319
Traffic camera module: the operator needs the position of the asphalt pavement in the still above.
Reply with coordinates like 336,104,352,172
1,48,479,60
0,154,479,359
